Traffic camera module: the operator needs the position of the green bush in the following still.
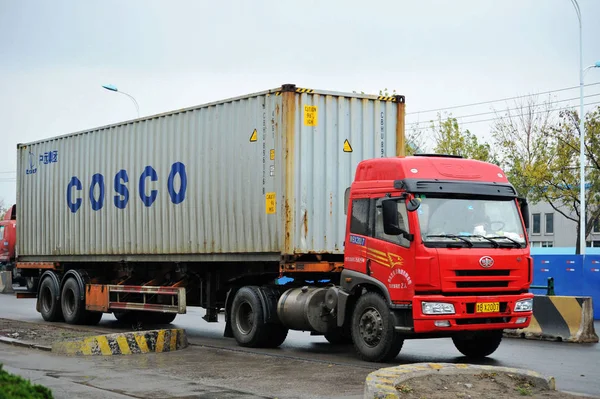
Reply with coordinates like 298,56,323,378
0,364,53,399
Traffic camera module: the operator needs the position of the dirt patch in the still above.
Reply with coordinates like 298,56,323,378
391,371,591,399
0,318,98,347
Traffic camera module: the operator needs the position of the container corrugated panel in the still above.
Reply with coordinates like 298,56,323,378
16,86,402,261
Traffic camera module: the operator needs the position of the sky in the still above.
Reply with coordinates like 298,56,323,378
1,0,600,205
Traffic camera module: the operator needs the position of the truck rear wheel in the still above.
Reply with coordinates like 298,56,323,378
452,330,503,359
39,276,63,322
351,292,403,362
231,286,287,348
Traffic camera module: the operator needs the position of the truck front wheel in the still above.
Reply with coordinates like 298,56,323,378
452,330,503,359
351,292,403,362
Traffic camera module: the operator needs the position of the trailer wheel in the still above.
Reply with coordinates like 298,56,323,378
84,311,103,326
231,286,272,347
61,277,88,324
324,327,353,345
452,330,503,359
113,311,134,323
39,277,63,322
351,292,403,362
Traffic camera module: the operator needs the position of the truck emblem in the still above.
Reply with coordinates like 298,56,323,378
479,256,494,268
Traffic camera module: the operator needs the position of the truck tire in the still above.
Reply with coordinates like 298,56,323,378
84,311,103,326
324,327,353,345
26,277,39,293
39,276,63,322
148,312,177,325
263,324,289,348
61,277,87,324
231,286,278,348
351,292,403,362
113,311,135,323
452,330,503,359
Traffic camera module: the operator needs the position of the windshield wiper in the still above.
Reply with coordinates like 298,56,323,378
426,234,474,248
486,235,523,248
468,235,500,248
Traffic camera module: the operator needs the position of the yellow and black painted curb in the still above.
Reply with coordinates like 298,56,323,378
364,363,555,399
504,295,598,343
52,328,188,356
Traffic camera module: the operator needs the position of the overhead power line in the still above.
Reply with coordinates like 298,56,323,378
407,81,600,115
406,92,600,128
415,100,600,128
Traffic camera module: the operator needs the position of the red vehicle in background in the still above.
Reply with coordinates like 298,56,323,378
0,205,37,291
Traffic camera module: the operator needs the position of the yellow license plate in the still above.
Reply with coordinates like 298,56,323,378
476,302,500,313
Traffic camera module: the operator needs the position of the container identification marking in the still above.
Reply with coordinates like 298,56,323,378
266,192,276,214
304,105,318,126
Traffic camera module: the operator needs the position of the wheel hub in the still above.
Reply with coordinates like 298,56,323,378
359,307,383,347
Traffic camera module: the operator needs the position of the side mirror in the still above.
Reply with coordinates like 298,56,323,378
406,198,421,212
518,197,530,229
382,199,414,241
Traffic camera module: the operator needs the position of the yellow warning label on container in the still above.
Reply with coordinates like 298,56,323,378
304,105,318,126
343,139,353,153
266,192,276,214
250,129,258,142
270,149,275,160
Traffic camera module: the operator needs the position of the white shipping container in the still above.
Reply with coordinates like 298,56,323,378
17,85,405,262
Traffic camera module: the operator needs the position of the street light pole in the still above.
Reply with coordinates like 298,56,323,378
102,84,140,118
571,0,586,255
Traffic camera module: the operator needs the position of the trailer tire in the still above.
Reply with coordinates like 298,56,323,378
113,311,135,324
452,330,503,359
84,311,103,326
61,277,87,325
324,327,353,345
39,276,63,322
351,292,403,362
231,286,272,347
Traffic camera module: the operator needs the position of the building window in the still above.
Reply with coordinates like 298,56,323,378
587,240,600,248
531,241,553,248
350,199,370,236
545,213,554,234
594,218,600,234
532,213,541,234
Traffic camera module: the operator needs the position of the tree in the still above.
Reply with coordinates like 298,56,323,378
492,95,600,253
0,198,7,217
430,113,495,162
537,107,600,252
491,97,556,199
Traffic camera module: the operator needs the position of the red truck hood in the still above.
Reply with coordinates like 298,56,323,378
416,247,531,294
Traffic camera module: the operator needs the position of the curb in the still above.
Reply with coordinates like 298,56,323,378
0,271,13,294
364,363,555,399
0,336,52,351
52,328,188,356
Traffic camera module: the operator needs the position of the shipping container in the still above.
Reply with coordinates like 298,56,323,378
17,84,405,262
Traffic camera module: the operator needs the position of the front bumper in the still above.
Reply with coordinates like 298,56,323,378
412,293,534,333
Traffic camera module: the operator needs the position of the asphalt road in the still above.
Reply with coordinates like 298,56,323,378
1,291,599,397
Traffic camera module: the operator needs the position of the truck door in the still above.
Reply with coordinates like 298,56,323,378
367,197,415,303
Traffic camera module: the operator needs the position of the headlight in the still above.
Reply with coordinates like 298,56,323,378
422,302,455,315
514,298,533,312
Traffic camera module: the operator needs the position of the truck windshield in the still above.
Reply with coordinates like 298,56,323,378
416,197,526,247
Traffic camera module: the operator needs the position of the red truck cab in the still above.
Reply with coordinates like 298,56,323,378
0,205,17,279
340,155,533,361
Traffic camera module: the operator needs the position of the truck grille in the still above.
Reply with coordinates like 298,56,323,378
447,270,514,291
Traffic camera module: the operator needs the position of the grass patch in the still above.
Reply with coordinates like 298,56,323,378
0,364,53,399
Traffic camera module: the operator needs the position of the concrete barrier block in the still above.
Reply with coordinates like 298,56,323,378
0,271,13,294
505,295,598,343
